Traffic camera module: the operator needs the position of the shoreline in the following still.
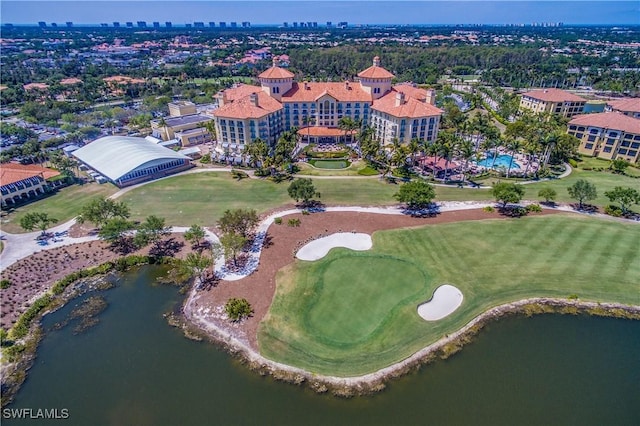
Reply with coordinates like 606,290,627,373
181,294,640,396
2,204,639,401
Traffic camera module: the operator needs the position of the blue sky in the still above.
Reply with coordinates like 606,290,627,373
2,1,638,26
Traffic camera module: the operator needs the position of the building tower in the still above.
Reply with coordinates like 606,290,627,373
357,56,394,100
258,57,294,101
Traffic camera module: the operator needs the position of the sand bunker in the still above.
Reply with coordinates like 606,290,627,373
296,233,372,261
417,285,464,321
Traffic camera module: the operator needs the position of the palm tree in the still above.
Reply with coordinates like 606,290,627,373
338,116,351,145
407,138,421,167
301,115,315,144
457,140,475,182
505,139,523,179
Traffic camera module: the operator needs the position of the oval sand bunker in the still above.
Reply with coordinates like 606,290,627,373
296,233,372,261
417,284,464,321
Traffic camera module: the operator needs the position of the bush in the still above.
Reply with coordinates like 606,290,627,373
9,294,53,340
224,298,254,322
604,205,623,217
274,217,283,225
254,168,270,177
287,218,301,227
301,210,310,215
526,204,543,213
231,169,249,180
568,294,579,300
200,153,211,164
0,279,11,289
483,206,495,212
568,158,578,168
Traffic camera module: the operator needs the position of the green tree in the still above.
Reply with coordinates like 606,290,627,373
567,179,597,210
98,218,135,243
220,232,247,267
604,186,640,215
134,215,171,248
394,180,436,210
224,298,253,322
216,209,259,238
19,212,58,235
538,187,557,204
184,224,206,249
610,158,630,174
287,178,320,206
492,182,525,208
181,252,213,284
77,197,130,228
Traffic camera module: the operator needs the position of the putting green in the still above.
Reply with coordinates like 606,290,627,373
259,215,640,376
305,255,429,345
311,160,349,169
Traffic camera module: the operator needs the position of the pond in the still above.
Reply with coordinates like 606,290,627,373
5,266,639,425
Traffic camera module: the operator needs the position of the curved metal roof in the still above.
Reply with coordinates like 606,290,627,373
72,136,189,181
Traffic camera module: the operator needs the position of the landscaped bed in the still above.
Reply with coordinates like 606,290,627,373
258,214,640,376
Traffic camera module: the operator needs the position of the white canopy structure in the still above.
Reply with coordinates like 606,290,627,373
73,136,191,187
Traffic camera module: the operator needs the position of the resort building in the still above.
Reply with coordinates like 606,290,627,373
519,88,586,118
212,56,442,154
1,163,60,209
150,110,213,147
568,112,640,164
72,136,192,187
605,98,640,119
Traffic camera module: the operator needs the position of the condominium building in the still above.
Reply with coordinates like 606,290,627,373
212,57,442,154
519,88,586,118
605,98,640,119
151,102,213,147
568,112,640,164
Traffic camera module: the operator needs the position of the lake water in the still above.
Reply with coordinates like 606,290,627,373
5,266,640,425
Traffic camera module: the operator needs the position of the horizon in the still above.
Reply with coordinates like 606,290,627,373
2,1,639,26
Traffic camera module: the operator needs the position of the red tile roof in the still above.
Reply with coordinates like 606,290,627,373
103,76,146,85
372,89,443,118
521,88,585,103
297,126,355,137
357,65,394,79
213,91,282,119
1,163,60,186
282,82,371,102
607,98,640,114
258,66,294,79
23,83,49,91
221,84,262,102
60,77,82,85
569,112,640,135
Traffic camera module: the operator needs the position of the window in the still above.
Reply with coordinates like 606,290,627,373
584,143,594,150
373,87,380,94
603,147,612,153
273,87,279,94
587,135,596,142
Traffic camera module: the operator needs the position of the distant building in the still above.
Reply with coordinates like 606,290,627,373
165,21,172,28
126,22,134,28
519,88,586,118
194,22,205,28
168,101,197,117
151,104,213,147
219,22,226,28
569,112,640,164
65,22,73,27
137,21,147,28
212,56,442,155
153,22,160,28
38,21,47,28
242,22,251,28
1,163,61,208
209,22,216,28
605,98,640,120
113,22,120,28
230,22,237,28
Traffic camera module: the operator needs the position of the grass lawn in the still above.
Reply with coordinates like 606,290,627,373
258,214,640,376
0,183,118,233
119,173,400,225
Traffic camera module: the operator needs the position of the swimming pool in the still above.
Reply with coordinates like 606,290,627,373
476,153,521,170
